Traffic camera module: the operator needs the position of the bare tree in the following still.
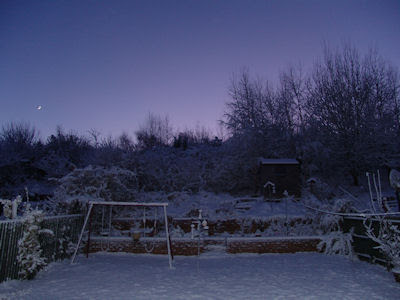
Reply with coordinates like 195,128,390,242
0,122,41,165
223,70,277,135
118,132,135,152
173,125,214,149
88,128,101,148
277,64,308,135
0,122,39,147
222,70,298,159
306,44,400,184
45,126,91,167
135,113,173,149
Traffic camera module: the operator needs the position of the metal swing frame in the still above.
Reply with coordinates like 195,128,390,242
71,201,173,268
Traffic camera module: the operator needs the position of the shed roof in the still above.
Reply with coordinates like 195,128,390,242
259,158,299,165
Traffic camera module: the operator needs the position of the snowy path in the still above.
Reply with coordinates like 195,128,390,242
1,252,399,299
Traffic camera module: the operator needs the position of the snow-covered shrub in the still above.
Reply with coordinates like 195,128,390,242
52,165,138,210
17,209,52,279
317,230,353,256
45,127,92,168
36,152,76,178
309,197,355,234
259,216,317,237
305,197,355,256
135,139,257,194
53,225,75,260
170,225,188,238
136,146,208,193
306,177,336,201
363,217,400,271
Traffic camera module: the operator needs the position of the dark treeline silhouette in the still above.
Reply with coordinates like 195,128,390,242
223,44,399,186
1,44,399,201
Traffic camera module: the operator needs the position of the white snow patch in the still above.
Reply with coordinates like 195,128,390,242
1,252,399,299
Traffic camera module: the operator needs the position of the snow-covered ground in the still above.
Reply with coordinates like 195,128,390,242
1,252,399,299
138,191,310,220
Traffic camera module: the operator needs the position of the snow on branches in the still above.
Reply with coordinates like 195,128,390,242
317,230,354,257
363,218,400,271
17,209,52,280
52,165,138,206
362,170,400,271
315,198,355,257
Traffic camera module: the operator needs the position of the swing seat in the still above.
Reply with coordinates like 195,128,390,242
100,231,110,236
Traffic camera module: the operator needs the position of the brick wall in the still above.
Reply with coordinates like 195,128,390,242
227,237,321,254
88,236,321,256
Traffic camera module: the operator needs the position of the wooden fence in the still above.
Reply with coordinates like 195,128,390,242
342,216,400,266
0,214,83,283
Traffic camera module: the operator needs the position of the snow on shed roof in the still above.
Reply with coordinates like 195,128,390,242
259,158,299,165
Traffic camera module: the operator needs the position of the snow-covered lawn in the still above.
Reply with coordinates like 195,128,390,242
1,252,399,299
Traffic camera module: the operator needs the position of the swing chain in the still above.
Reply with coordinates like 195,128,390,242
143,207,157,253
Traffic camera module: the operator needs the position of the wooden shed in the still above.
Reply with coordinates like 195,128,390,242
258,158,301,199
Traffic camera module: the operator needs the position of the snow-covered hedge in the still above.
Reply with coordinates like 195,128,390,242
52,165,138,207
11,211,81,280
135,143,256,194
17,210,50,279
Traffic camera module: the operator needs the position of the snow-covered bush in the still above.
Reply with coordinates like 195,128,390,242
306,177,336,201
305,197,355,256
52,165,138,210
135,139,257,194
62,225,76,258
308,197,355,234
51,225,75,261
253,216,316,237
317,230,353,256
363,218,400,271
17,209,51,280
170,225,188,238
45,127,92,168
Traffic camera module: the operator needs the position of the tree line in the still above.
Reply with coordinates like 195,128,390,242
0,44,399,200
223,44,399,186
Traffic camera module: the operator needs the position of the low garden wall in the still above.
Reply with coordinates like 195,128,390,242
88,236,322,256
227,237,321,254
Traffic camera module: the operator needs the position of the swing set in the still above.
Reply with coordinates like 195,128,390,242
71,201,173,268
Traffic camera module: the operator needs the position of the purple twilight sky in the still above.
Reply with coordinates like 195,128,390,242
1,0,399,140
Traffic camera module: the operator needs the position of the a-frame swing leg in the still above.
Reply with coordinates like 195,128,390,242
71,203,94,264
163,205,173,269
